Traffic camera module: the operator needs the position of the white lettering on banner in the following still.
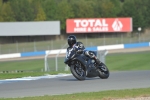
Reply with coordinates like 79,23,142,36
93,27,108,31
112,19,123,31
74,27,108,32
74,28,86,32
87,28,92,32
74,19,108,27
88,20,95,27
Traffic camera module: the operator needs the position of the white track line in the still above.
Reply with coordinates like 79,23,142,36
0,74,71,84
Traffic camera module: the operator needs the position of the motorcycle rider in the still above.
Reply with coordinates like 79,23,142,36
65,35,101,67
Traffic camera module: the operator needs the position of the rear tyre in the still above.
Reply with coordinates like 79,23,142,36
98,63,109,79
70,62,86,81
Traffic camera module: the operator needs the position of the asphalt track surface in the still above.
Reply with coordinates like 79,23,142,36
0,70,150,98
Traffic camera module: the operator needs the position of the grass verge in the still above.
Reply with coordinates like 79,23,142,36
0,88,150,100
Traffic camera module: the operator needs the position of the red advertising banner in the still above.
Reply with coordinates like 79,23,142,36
66,18,132,33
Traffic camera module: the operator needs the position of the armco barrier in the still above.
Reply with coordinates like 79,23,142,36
21,51,46,57
0,42,149,59
45,46,98,55
45,49,66,55
0,53,21,59
98,44,124,51
85,46,98,51
124,42,149,49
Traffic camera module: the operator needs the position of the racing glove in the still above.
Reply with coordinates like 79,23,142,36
77,49,83,54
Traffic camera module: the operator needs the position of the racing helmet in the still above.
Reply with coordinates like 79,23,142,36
67,35,77,47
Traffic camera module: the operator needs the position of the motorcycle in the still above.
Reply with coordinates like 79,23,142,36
64,48,109,81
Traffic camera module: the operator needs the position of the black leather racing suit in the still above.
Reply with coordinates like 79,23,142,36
66,42,101,64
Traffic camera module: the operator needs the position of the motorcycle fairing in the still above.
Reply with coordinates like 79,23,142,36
71,54,99,77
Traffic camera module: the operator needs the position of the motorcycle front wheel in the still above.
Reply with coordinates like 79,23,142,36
98,63,109,79
70,62,86,81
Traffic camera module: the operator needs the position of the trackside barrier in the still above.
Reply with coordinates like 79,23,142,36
124,42,149,49
21,51,46,57
98,44,124,51
0,42,150,59
0,53,21,59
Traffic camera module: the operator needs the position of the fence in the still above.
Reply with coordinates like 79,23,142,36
0,33,150,54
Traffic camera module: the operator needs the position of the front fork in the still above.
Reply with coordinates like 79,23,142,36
97,63,107,72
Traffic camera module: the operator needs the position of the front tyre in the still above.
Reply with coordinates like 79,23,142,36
98,63,109,79
70,64,86,81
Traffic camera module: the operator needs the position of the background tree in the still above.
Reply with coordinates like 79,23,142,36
34,1,46,21
10,0,34,21
141,0,150,28
99,0,119,17
42,0,57,20
54,0,74,31
0,0,150,32
0,2,15,21
121,0,145,31
111,0,122,16
0,0,3,21
70,0,95,18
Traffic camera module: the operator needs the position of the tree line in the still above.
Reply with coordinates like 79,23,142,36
0,0,150,33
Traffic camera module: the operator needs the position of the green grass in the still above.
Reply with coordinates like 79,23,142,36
107,51,150,71
0,88,150,100
0,59,44,71
0,57,66,72
0,51,150,79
